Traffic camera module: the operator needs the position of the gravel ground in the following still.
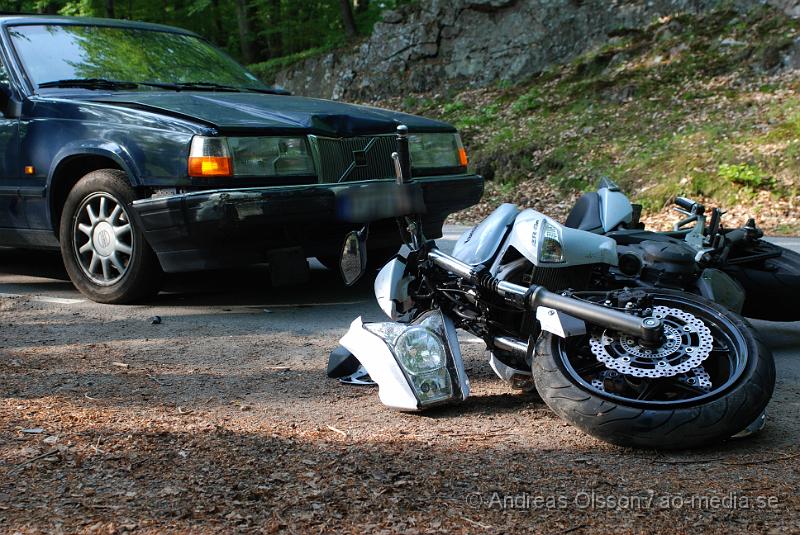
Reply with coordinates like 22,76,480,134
1,250,799,534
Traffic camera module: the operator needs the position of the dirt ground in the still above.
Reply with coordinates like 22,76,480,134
1,252,799,534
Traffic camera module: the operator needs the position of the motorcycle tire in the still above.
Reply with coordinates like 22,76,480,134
532,289,774,449
725,246,800,321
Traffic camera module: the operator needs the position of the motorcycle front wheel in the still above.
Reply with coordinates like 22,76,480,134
532,289,775,449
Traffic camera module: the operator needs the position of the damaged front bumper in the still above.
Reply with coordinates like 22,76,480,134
131,175,483,272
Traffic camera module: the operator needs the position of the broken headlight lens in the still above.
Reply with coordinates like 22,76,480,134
365,311,456,405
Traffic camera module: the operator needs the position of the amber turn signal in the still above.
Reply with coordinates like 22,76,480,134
188,156,233,177
458,147,468,167
24,165,35,175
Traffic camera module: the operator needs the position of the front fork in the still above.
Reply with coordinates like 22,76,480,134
426,248,664,344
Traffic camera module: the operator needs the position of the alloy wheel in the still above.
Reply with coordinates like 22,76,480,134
72,192,134,285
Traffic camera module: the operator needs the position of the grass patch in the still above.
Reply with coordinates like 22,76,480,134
410,4,800,216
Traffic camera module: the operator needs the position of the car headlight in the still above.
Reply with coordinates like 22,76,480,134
408,132,468,170
188,135,315,177
539,221,565,263
365,310,457,405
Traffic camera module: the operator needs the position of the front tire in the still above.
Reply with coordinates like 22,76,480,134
59,169,161,304
532,290,775,449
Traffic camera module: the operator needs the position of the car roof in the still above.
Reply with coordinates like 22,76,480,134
0,14,198,37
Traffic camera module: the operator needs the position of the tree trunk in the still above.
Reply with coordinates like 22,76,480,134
211,0,224,47
106,0,115,18
234,0,256,64
40,1,59,14
339,0,357,39
266,0,282,58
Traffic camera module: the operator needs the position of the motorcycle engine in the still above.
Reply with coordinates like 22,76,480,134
616,239,698,287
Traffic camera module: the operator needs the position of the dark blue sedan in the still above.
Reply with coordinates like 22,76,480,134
0,15,482,303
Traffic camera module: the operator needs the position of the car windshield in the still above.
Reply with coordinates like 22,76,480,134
8,23,269,91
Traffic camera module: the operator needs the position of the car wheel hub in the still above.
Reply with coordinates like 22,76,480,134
92,222,116,256
73,192,134,286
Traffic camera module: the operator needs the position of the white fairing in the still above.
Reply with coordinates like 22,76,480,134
340,317,419,410
598,187,633,232
536,306,587,338
452,203,519,265
497,209,618,270
374,256,412,320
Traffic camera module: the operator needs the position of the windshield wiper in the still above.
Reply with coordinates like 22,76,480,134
37,78,289,95
170,82,289,95
37,78,140,90
170,82,243,92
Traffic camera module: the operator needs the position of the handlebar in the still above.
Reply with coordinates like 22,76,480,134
395,125,412,184
675,196,698,212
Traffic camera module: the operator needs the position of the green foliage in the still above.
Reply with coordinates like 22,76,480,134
717,163,770,188
511,87,542,113
0,0,413,75
411,5,800,219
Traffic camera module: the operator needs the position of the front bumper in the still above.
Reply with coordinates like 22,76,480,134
131,175,483,272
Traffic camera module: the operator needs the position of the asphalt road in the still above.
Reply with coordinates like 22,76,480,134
0,226,797,388
0,226,798,313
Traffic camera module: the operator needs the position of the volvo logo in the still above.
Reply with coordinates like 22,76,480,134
97,230,111,249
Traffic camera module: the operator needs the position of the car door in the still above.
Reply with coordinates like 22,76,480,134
0,55,21,231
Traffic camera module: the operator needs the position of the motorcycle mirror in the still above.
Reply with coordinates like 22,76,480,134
340,230,368,286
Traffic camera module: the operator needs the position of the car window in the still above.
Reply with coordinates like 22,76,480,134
8,24,268,90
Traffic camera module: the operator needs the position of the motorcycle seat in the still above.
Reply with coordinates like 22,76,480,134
565,192,603,232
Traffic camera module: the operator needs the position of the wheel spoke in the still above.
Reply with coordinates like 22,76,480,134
109,204,122,223
635,380,659,401
86,204,99,224
88,252,100,274
109,252,125,274
117,243,132,256
100,257,110,280
669,379,707,397
77,223,93,237
78,240,93,254
114,223,131,237
99,196,107,219
574,361,607,376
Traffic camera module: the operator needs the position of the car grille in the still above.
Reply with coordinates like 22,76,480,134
310,135,397,183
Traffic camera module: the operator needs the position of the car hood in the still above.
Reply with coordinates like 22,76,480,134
86,92,456,136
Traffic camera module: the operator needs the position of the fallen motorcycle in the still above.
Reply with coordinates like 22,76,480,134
329,126,775,449
564,178,800,321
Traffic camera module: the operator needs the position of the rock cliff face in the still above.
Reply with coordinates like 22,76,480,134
274,0,728,99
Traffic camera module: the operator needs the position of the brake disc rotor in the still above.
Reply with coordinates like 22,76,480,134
588,305,714,378
591,365,712,392
679,366,712,391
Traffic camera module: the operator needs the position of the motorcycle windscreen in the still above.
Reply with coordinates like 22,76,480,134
339,310,469,410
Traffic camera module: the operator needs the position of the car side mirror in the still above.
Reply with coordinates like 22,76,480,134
0,82,22,118
340,230,368,286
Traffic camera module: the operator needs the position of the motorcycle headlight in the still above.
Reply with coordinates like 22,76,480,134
408,133,468,170
365,310,459,405
188,135,315,178
539,221,565,263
